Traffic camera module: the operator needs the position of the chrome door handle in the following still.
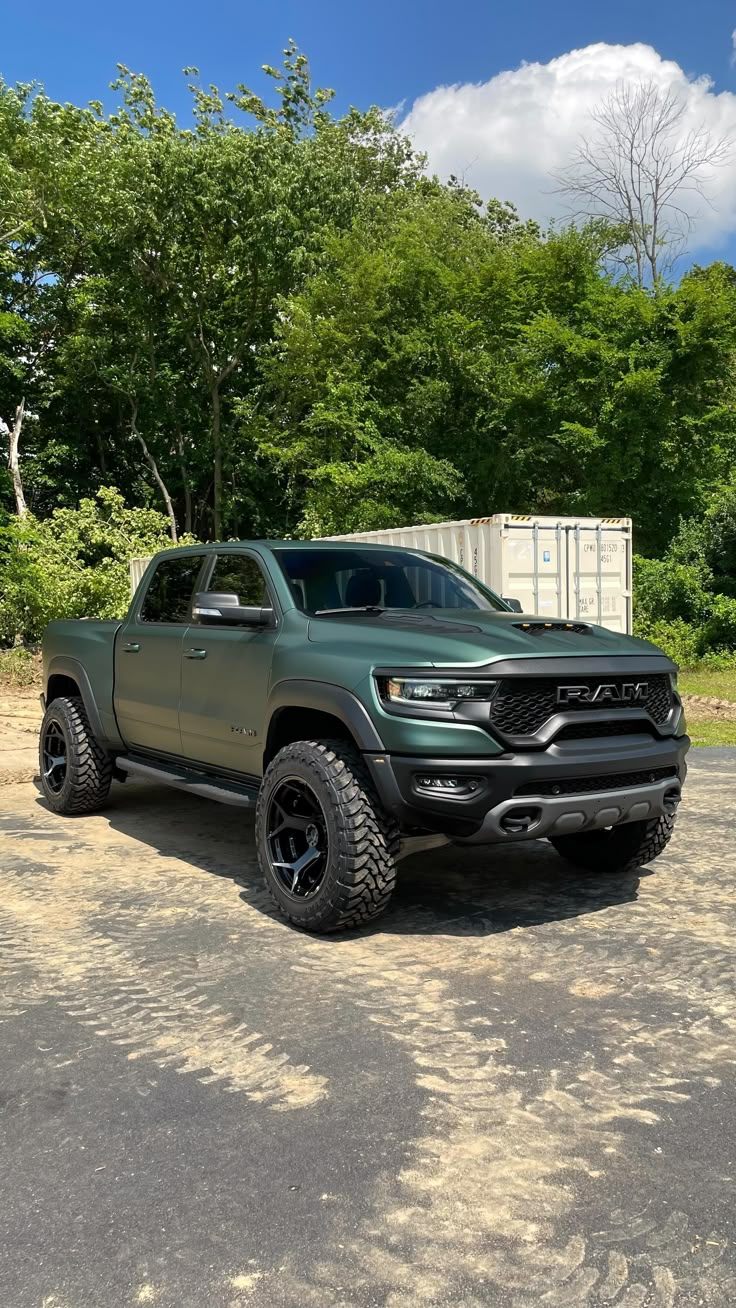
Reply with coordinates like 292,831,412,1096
184,648,207,660
123,642,140,653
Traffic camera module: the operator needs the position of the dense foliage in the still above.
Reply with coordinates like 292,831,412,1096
0,488,193,642
2,46,736,661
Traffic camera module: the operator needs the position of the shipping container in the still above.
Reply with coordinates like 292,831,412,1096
128,512,633,634
129,556,150,596
326,514,633,634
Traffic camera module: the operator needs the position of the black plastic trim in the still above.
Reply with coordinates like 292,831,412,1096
45,657,108,745
116,754,260,808
364,734,690,836
266,679,386,755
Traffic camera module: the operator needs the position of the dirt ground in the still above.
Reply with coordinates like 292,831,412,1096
1,701,735,1307
0,689,41,784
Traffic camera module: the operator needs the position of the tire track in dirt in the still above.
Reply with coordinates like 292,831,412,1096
0,873,327,1111
248,769,736,1306
1,764,734,1304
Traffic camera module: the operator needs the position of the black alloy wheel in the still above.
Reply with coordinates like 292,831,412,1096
266,776,329,899
41,719,68,794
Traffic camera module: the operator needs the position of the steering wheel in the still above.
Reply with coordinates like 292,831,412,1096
415,600,442,609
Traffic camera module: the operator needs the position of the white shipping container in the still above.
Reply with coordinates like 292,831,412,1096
129,556,150,595
326,514,633,634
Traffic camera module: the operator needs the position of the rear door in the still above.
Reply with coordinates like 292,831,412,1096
114,553,207,756
178,550,279,775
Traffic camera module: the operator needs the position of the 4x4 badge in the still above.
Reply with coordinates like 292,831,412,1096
557,682,649,705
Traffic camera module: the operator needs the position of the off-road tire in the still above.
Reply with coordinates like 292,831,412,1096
39,696,113,814
256,739,400,932
549,812,676,874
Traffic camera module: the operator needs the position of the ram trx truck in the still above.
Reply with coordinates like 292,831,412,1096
40,540,689,931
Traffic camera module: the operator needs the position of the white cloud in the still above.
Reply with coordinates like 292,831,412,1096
399,43,736,253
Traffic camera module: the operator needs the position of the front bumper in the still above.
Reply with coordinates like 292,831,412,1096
365,731,690,843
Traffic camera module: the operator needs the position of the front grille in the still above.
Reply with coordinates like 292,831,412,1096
555,721,657,741
488,674,673,737
515,766,678,798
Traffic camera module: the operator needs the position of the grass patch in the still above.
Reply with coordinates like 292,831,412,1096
679,667,736,702
0,647,42,691
687,718,736,747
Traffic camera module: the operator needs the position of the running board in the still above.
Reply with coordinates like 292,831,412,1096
115,756,259,808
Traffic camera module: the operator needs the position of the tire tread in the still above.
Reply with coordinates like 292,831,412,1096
256,739,399,932
550,811,676,874
40,696,113,814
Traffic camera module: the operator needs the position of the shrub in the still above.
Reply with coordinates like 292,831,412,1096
0,646,41,688
633,617,704,668
632,555,711,628
700,594,736,654
0,487,196,644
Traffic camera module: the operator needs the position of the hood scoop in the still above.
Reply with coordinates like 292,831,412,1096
513,621,591,636
379,612,483,635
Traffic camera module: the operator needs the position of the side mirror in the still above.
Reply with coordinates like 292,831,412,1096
503,596,523,613
192,592,275,627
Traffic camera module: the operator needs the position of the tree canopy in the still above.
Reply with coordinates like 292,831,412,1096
2,46,736,658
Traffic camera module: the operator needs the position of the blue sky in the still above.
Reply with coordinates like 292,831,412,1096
4,1,736,267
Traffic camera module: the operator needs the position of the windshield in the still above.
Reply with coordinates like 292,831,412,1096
272,547,508,614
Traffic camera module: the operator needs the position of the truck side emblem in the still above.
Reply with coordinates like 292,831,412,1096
230,725,257,737
557,682,649,706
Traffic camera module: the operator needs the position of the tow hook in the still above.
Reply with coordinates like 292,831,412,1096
499,807,540,835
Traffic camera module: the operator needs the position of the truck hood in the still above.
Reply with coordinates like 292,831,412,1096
306,609,664,668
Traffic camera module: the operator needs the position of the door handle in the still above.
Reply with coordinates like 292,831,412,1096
123,642,140,653
184,648,207,660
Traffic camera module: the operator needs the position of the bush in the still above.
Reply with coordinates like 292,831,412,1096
633,617,704,668
0,646,41,688
698,649,736,671
0,487,196,643
700,594,736,654
632,555,711,628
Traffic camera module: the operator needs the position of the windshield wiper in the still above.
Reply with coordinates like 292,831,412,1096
314,606,385,616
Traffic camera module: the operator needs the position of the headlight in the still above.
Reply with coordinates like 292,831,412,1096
379,677,499,707
669,671,678,693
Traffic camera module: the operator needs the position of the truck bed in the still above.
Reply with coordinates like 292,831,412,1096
42,620,124,748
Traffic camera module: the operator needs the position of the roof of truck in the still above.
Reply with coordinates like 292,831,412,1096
153,539,430,554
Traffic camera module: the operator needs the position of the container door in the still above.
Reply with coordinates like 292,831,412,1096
567,523,632,633
494,521,566,617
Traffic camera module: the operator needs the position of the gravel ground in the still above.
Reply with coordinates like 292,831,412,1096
0,749,734,1308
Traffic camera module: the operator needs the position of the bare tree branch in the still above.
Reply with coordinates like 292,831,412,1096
128,398,179,544
554,80,733,287
6,399,28,517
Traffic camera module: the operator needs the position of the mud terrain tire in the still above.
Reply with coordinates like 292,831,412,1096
256,739,399,932
39,696,113,814
549,812,676,874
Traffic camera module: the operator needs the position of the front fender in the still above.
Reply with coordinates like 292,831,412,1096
265,679,385,755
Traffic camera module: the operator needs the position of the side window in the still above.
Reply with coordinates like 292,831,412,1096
209,555,269,607
140,556,205,624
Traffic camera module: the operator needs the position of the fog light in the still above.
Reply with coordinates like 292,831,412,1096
415,774,481,796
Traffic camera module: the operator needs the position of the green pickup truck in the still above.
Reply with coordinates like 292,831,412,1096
40,540,689,931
